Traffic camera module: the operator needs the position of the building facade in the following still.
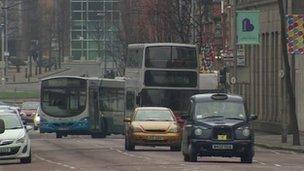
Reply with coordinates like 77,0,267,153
232,0,304,133
70,0,122,76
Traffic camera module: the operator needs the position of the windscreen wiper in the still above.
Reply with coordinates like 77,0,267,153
202,116,224,119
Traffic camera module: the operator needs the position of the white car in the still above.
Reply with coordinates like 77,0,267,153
0,113,32,163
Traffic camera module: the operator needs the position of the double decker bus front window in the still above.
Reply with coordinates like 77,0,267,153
145,46,197,69
41,79,87,117
144,71,197,87
141,89,197,112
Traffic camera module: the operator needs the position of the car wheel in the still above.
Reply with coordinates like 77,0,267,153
125,136,135,151
56,133,62,139
20,151,31,164
241,146,254,163
170,145,181,151
34,125,38,130
188,144,197,162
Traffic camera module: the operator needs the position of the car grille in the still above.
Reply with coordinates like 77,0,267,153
213,127,233,140
144,129,167,133
0,147,20,156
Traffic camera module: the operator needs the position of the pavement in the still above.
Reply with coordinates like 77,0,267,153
5,66,70,84
255,132,304,153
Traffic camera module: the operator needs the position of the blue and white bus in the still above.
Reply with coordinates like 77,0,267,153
39,76,125,138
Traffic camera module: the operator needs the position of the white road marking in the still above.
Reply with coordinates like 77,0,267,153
35,154,76,170
271,150,281,155
274,164,281,167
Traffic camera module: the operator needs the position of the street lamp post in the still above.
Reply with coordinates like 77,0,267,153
1,24,4,85
97,12,106,77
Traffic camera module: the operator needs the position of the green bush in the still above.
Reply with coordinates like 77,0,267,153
0,91,39,100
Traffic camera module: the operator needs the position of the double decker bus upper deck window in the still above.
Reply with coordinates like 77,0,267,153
145,46,197,69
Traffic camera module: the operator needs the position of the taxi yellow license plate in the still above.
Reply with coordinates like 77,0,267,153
217,134,228,140
147,136,164,141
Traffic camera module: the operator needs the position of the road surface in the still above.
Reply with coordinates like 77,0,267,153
0,131,304,171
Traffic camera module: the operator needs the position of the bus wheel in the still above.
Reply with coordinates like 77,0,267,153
56,133,62,139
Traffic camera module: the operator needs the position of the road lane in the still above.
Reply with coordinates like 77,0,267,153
0,132,303,171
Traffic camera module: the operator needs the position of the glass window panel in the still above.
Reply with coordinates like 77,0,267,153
72,51,81,60
72,31,81,39
72,41,82,49
72,12,82,20
72,2,81,10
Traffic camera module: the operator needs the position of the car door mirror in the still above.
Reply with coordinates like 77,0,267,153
0,119,5,134
124,118,131,123
249,114,257,121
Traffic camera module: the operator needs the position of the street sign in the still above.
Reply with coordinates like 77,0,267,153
237,10,260,44
237,49,246,66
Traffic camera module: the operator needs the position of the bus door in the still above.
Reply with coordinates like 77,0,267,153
88,81,101,132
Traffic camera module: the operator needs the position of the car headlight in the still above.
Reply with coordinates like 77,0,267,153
168,126,179,133
16,135,26,144
242,127,250,137
132,126,142,133
194,128,203,136
236,126,251,139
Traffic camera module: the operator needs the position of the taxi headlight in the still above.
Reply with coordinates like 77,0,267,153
242,128,250,137
236,126,251,139
194,128,203,136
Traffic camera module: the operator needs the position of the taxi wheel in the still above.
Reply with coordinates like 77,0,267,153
20,151,32,164
241,146,254,163
183,154,190,162
170,145,181,151
125,137,135,151
188,144,197,162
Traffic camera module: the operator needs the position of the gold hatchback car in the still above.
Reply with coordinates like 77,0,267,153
124,107,182,151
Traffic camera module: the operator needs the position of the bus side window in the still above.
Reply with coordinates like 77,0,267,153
126,91,135,110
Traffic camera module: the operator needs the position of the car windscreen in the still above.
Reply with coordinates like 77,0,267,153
195,101,246,120
134,109,174,121
0,115,23,129
22,102,39,110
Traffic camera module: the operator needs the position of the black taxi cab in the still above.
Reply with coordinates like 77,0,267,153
181,93,257,163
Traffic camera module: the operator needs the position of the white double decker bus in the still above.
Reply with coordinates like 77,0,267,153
125,43,200,123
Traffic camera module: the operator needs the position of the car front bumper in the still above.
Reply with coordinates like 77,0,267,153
131,132,181,146
0,142,31,160
191,139,253,157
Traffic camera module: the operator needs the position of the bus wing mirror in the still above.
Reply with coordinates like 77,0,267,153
0,119,5,134
124,118,131,123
